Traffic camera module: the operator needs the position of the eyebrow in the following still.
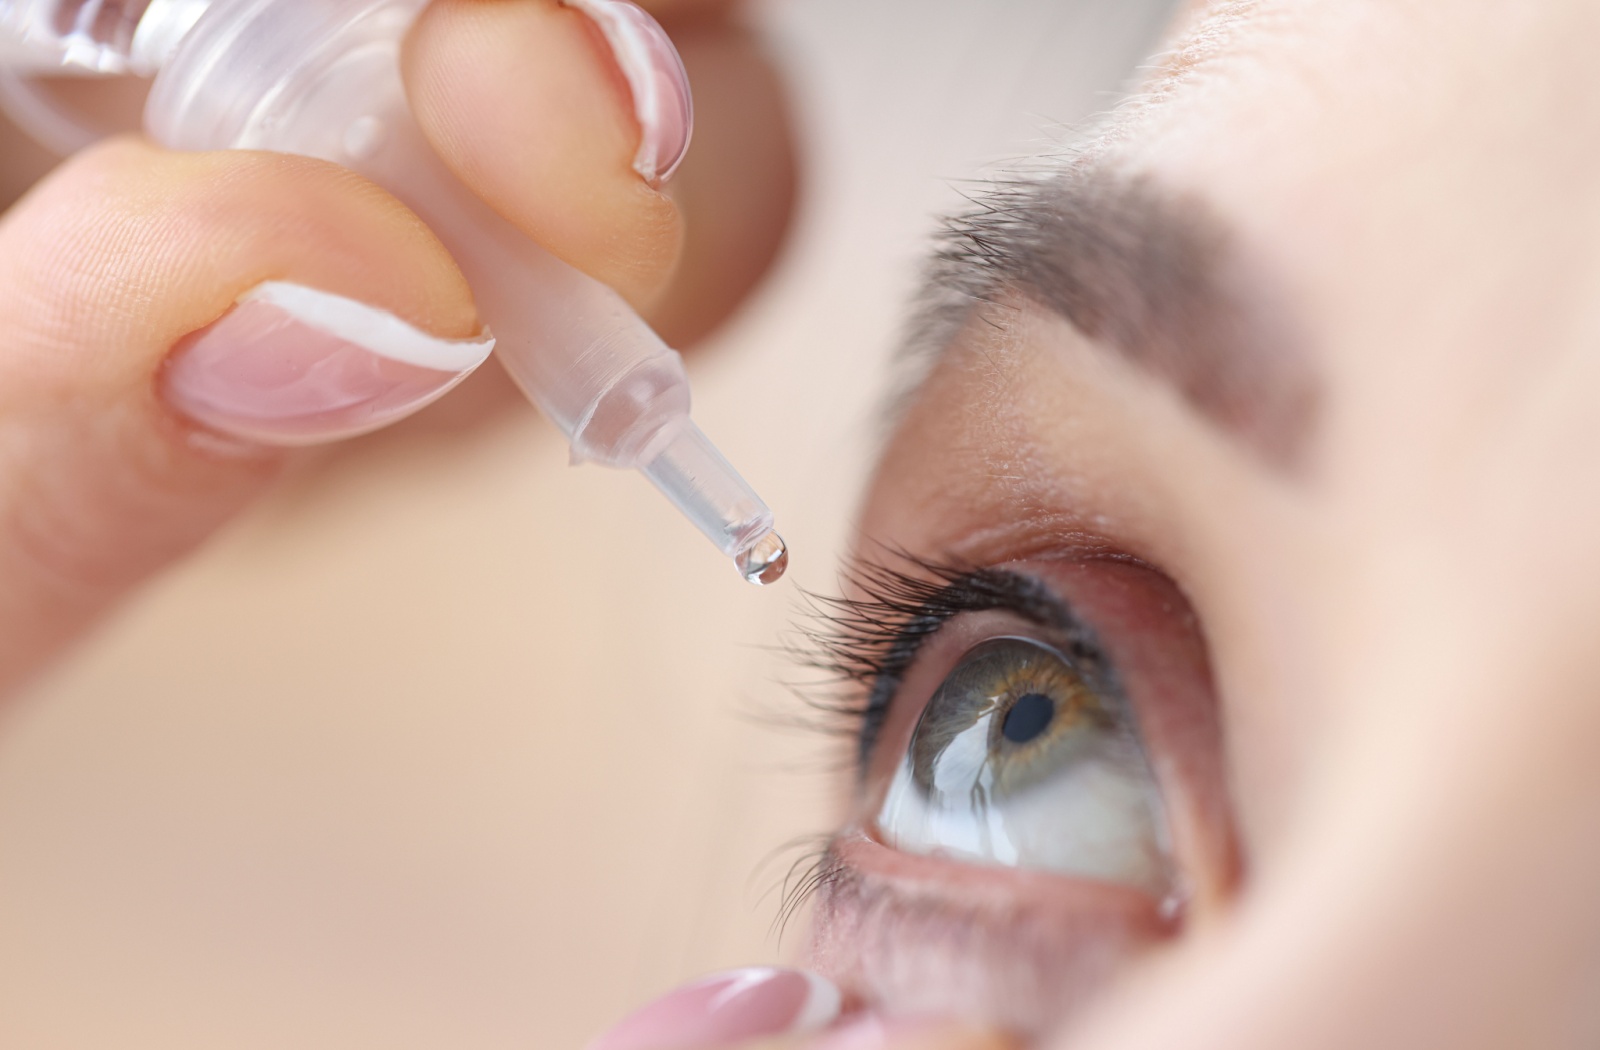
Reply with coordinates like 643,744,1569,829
903,166,1317,469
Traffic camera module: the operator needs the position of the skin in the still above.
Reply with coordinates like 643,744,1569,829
5,1,1598,1049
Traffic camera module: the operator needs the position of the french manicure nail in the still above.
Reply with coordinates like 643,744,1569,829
812,1017,905,1050
812,1017,941,1050
587,967,841,1050
562,0,694,186
815,1017,1015,1050
161,281,494,445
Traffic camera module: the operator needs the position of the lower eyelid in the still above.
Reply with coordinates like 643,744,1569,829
810,831,1174,1038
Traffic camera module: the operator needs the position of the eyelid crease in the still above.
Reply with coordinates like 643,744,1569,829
790,553,1122,777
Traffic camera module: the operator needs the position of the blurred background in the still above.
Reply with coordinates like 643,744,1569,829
0,2,1173,1046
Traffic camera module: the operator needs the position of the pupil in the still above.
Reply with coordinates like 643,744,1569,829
1001,692,1055,744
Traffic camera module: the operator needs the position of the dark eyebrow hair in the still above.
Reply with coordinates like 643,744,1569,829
901,166,1318,469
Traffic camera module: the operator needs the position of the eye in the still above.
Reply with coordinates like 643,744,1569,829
797,555,1235,1031
876,635,1173,896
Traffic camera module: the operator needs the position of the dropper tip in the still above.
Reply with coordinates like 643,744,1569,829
736,532,788,586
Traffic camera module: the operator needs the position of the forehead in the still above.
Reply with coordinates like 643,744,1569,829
1110,0,1600,478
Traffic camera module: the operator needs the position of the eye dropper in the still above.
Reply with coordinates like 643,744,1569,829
0,0,789,585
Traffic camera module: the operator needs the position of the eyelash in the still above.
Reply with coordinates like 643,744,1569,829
792,554,1118,775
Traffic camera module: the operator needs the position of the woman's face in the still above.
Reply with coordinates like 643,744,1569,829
807,1,1600,1046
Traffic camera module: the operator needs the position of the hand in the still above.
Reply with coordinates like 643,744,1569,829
0,0,797,694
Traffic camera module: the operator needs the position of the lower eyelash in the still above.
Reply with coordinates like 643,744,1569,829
768,835,849,945
789,553,1097,775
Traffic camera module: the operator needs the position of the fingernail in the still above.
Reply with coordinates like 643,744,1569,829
812,1017,952,1050
161,282,493,445
562,0,694,186
823,1020,1016,1050
587,967,841,1050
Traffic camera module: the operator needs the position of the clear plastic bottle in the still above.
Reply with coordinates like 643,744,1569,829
0,0,787,584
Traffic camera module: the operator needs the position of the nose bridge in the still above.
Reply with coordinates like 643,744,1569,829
1262,595,1600,1048
1319,693,1600,1048
1154,484,1600,1050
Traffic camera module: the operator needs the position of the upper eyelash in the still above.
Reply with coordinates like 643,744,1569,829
791,554,1115,775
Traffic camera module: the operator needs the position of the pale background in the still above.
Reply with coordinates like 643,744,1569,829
0,2,1172,1046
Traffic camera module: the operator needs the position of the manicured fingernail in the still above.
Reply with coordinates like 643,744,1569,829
813,1017,946,1050
816,1017,1016,1050
162,282,493,445
561,0,693,186
813,1017,907,1050
587,967,841,1050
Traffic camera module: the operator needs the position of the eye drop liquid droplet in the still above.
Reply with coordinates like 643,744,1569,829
737,531,788,586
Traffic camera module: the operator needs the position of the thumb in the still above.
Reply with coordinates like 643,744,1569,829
0,136,488,693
